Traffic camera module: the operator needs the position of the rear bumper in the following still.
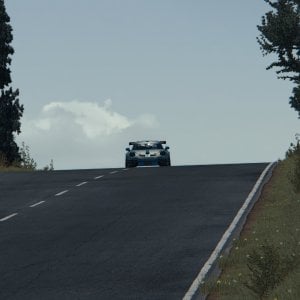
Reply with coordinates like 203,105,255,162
137,158,159,166
126,157,169,167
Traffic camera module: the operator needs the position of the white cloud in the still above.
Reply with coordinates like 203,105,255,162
40,100,132,138
32,100,159,138
17,99,160,169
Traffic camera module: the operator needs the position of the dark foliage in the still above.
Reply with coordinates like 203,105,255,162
290,84,300,113
245,242,291,299
0,0,23,165
257,0,300,115
285,134,300,191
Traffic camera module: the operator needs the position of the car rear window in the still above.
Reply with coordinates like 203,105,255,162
133,143,163,150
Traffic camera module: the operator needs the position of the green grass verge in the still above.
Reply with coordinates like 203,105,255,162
0,166,35,172
204,157,300,300
0,165,54,172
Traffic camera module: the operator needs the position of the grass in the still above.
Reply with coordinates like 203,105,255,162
0,143,53,171
0,155,35,172
0,166,35,172
0,160,36,172
204,156,300,300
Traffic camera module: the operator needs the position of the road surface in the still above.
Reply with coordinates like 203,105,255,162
0,163,267,299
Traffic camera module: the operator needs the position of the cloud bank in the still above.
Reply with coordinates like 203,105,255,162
18,99,160,169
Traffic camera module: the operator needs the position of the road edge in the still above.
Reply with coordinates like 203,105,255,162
182,161,277,300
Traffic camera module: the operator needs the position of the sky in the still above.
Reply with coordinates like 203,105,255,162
5,0,300,170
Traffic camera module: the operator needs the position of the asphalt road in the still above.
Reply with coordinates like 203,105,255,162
0,163,268,300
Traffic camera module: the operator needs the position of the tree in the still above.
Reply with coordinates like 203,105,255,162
0,0,23,165
257,0,300,116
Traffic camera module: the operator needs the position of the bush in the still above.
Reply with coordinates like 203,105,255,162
19,142,37,170
244,242,291,299
0,152,8,166
43,159,54,171
286,135,300,192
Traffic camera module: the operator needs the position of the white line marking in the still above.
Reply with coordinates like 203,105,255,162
94,175,104,180
76,181,87,187
109,171,118,174
182,162,275,300
0,213,18,222
122,168,128,171
55,190,69,196
30,201,45,208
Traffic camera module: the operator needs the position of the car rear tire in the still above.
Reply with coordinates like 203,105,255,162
159,159,171,167
126,160,135,168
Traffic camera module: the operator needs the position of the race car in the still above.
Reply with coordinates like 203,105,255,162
125,140,171,168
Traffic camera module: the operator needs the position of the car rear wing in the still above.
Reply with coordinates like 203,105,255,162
129,141,166,145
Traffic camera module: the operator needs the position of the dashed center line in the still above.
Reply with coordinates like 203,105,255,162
0,213,18,222
30,201,45,208
76,181,87,187
55,190,69,196
1,168,129,224
1,169,128,224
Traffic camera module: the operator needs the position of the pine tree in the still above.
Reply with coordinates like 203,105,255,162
0,0,23,165
257,0,300,116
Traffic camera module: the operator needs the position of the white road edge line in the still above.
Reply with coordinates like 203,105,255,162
109,171,118,174
76,181,87,187
0,213,18,222
30,201,45,208
182,162,275,300
94,175,104,180
55,190,69,196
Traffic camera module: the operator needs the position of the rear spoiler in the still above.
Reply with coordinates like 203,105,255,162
129,140,166,145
